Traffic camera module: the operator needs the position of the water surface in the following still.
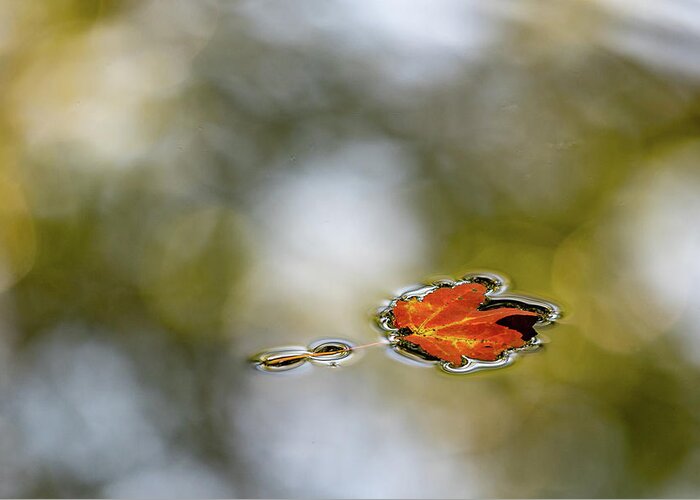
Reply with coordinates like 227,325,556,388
1,1,700,497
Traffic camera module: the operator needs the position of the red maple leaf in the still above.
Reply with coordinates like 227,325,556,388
392,282,540,365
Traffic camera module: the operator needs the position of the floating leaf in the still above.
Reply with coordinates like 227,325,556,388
391,282,541,365
252,273,559,375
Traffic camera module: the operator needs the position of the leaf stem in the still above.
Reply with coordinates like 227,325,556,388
262,340,388,367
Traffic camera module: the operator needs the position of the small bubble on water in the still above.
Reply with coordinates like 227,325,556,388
253,347,310,373
252,339,357,373
308,339,354,366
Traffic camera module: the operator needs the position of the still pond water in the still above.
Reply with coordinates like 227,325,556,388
1,1,700,497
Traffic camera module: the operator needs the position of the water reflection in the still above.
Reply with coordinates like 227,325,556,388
13,329,166,483
1,0,700,497
241,139,427,348
237,0,494,88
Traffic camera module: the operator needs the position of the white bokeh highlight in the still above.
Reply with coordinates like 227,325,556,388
242,139,429,340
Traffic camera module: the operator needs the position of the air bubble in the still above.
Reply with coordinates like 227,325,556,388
253,347,310,373
308,339,354,365
253,339,357,373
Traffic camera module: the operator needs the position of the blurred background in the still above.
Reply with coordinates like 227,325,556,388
1,0,700,497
